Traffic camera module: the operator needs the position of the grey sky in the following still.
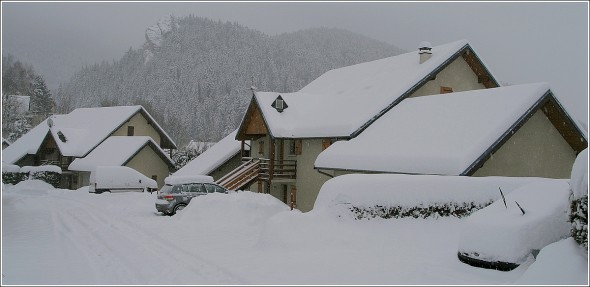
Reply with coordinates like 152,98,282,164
1,1,588,126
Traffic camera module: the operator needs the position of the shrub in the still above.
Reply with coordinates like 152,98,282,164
349,200,494,220
570,195,588,249
2,171,29,185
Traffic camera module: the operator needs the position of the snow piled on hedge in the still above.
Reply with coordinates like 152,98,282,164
20,165,62,174
314,174,555,218
2,164,21,173
571,148,588,200
457,180,571,265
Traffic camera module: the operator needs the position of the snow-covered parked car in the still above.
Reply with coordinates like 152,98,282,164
89,166,158,194
457,180,571,271
155,175,228,215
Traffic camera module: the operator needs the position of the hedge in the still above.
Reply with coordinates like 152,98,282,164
349,200,494,220
570,195,588,249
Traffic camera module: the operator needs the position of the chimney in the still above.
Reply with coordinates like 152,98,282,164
419,41,432,64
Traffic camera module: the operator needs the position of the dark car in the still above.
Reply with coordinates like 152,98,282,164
155,175,227,215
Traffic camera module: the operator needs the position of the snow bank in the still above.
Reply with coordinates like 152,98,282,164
515,237,588,285
457,180,571,265
175,191,290,226
164,175,214,185
20,165,62,174
570,148,588,200
314,174,552,218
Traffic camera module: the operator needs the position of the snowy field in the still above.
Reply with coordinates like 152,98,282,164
2,180,588,285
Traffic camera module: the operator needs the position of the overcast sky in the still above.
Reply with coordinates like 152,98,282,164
1,1,588,126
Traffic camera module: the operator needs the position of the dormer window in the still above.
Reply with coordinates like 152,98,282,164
57,131,67,143
271,95,288,113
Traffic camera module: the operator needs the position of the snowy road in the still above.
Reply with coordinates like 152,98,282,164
2,180,587,285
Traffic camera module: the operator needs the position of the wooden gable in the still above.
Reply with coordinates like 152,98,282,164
461,47,499,89
237,96,269,141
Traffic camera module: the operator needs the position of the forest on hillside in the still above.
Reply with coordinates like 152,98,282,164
55,15,404,145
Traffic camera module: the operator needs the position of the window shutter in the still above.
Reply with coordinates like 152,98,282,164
294,139,302,155
322,139,331,150
440,86,453,94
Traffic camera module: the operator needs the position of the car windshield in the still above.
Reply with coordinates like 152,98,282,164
160,184,182,194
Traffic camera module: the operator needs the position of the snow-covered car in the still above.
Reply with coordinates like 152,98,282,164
457,180,571,271
89,166,158,194
155,175,227,215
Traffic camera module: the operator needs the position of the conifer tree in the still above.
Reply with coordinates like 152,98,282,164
30,75,55,115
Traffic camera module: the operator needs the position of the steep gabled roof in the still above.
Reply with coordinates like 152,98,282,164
238,39,499,139
315,83,587,175
2,105,176,165
173,129,243,176
68,136,174,172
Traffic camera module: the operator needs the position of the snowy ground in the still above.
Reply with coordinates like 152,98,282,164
2,180,588,285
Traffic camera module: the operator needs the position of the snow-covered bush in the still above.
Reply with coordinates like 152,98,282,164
20,165,62,188
569,149,588,249
1,164,28,185
314,174,553,219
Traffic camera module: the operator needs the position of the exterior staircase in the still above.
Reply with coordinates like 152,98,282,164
215,158,261,191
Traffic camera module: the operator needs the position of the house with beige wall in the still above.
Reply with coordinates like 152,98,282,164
315,83,587,180
226,39,506,212
2,105,176,189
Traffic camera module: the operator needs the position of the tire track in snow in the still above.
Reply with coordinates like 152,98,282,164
48,194,245,285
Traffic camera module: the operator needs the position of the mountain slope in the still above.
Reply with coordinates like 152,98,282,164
55,15,404,145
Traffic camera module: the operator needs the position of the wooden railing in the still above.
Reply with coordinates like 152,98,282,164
216,158,261,191
215,157,297,190
259,158,297,181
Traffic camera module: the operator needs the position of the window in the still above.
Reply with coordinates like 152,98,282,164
440,86,453,94
127,126,135,136
259,140,265,155
276,98,284,110
289,140,296,155
272,95,288,112
294,139,302,155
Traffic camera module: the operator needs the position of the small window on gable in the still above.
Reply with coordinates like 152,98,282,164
271,95,288,113
127,126,135,136
440,86,453,94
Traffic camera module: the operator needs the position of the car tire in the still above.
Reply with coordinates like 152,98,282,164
173,204,186,215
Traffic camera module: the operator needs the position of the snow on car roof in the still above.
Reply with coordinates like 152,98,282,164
165,175,214,185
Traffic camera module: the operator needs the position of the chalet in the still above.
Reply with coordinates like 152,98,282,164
1,105,177,189
228,39,503,212
315,83,587,179
171,129,250,182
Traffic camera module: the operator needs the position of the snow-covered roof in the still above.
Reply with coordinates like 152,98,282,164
173,129,242,177
315,83,553,175
253,39,494,138
68,136,173,172
2,105,176,165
